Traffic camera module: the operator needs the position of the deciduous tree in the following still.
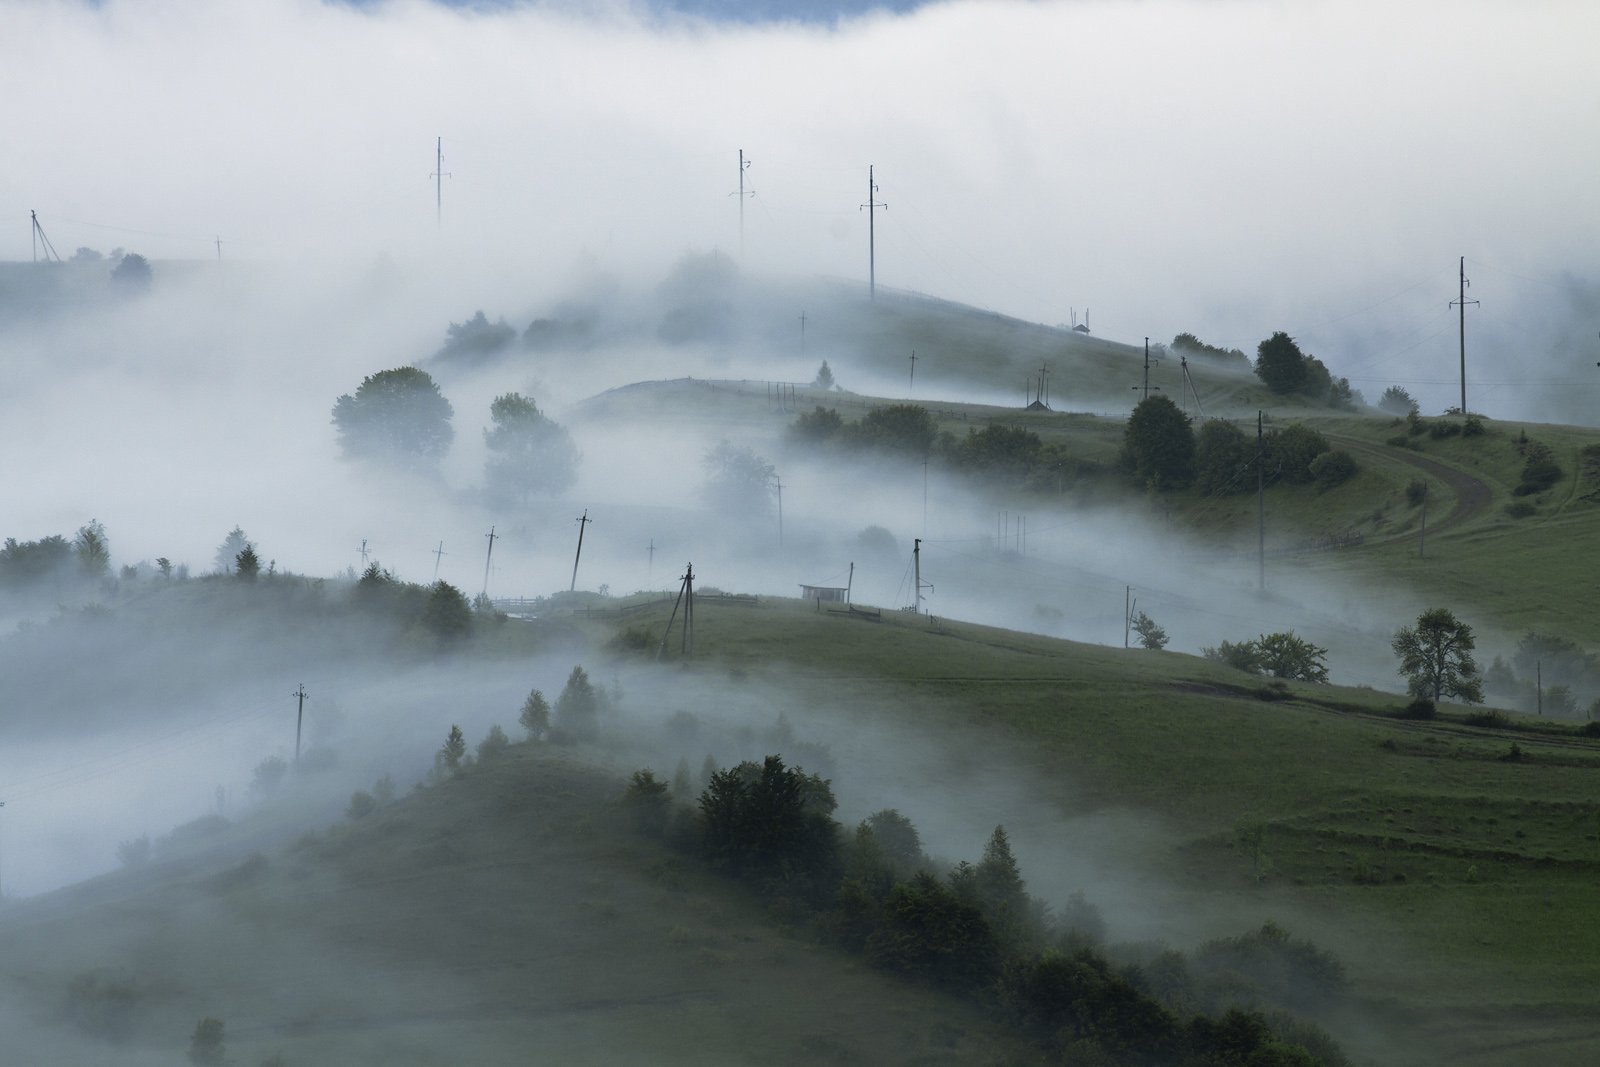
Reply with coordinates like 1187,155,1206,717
332,367,454,468
1393,608,1483,703
482,392,578,505
1120,394,1194,489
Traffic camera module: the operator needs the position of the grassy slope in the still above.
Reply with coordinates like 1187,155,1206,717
623,597,1600,1066
0,744,1028,1066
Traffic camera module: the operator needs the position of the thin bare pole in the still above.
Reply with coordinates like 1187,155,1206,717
570,510,591,592
1450,256,1479,414
860,166,887,299
481,525,497,599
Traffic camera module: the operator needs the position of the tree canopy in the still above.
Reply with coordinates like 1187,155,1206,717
1120,394,1194,489
332,367,455,468
482,392,578,505
1392,608,1483,703
701,440,776,516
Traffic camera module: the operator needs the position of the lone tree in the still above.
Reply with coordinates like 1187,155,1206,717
701,440,776,517
1254,331,1310,395
214,527,250,574
519,688,551,739
1120,394,1194,489
187,1017,226,1066
1379,385,1419,417
555,665,602,740
1131,611,1168,650
332,367,454,468
1393,608,1484,703
482,392,578,505
73,519,111,580
111,252,153,291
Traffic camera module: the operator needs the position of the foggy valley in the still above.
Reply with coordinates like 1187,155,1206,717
4,0,1600,1065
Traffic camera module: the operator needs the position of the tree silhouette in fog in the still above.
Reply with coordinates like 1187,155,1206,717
332,367,454,468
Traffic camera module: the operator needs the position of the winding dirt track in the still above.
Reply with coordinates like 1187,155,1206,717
1327,433,1495,542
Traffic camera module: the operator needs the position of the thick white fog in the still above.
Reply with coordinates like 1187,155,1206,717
3,0,1598,419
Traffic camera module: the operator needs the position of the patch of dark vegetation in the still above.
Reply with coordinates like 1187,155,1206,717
1513,435,1563,496
1398,698,1436,720
1504,500,1537,519
1464,710,1511,730
1577,721,1600,739
622,751,1352,1066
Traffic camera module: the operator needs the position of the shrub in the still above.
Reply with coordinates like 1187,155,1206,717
1309,449,1357,488
1504,501,1537,519
476,723,510,763
1465,710,1510,729
1462,413,1487,436
623,769,672,835
1428,420,1461,439
1399,697,1436,720
1578,721,1600,738
346,791,376,819
117,835,151,868
1404,479,1428,506
1516,456,1562,495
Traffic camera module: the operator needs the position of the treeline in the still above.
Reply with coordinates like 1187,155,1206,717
1122,399,1358,494
788,404,1103,491
624,752,1351,1066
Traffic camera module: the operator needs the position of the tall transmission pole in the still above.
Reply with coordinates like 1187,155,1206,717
1450,256,1479,414
481,525,497,599
860,165,887,300
430,137,451,228
293,684,309,763
773,477,784,547
30,211,61,263
908,350,917,394
432,541,446,581
1256,411,1266,593
570,510,591,592
799,310,806,353
732,149,754,258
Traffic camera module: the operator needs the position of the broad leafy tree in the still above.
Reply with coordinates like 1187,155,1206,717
1257,631,1329,683
1120,394,1194,489
482,392,578,505
850,404,938,457
1132,611,1169,651
420,580,472,643
111,252,152,291
701,440,776,516
1254,332,1310,394
73,519,111,579
332,367,454,468
1379,386,1418,416
1392,608,1483,703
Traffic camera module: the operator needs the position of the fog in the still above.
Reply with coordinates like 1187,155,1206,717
0,2,1590,1061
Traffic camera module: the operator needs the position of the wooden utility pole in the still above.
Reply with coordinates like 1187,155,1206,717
431,137,451,227
1256,411,1266,593
908,350,917,393
861,165,887,299
1450,256,1479,414
570,511,591,592
734,149,753,257
481,526,497,599
799,310,806,353
657,564,696,659
773,479,784,547
432,541,446,581
293,684,308,763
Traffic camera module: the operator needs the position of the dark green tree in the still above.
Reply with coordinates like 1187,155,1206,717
1194,419,1254,494
435,310,516,364
0,534,73,587
331,367,454,468
476,723,510,762
234,546,261,581
788,406,844,447
1264,423,1331,484
1257,631,1329,683
974,824,1031,947
1379,386,1418,416
482,392,578,505
73,519,111,580
866,872,1000,992
861,809,924,871
420,581,472,643
850,404,938,457
1393,608,1483,703
187,1017,226,1066
111,252,152,291
813,360,835,389
555,665,601,740
697,755,839,887
519,688,551,739
438,724,467,776
1120,394,1194,489
1132,611,1168,651
1254,332,1310,395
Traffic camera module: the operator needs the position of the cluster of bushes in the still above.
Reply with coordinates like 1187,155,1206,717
1513,433,1563,496
1202,632,1330,683
1171,332,1249,368
1191,419,1356,495
624,751,1349,1065
789,405,1099,491
1252,332,1359,409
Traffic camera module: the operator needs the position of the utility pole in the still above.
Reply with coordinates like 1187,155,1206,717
359,539,369,567
432,541,446,581
1450,256,1479,414
1124,586,1134,649
293,684,308,763
914,538,923,614
846,561,855,605
30,211,60,263
215,236,223,261
733,149,754,258
648,538,655,583
481,525,497,600
570,510,591,592
908,350,916,394
1256,411,1266,593
861,165,887,300
430,136,451,228
657,564,696,659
